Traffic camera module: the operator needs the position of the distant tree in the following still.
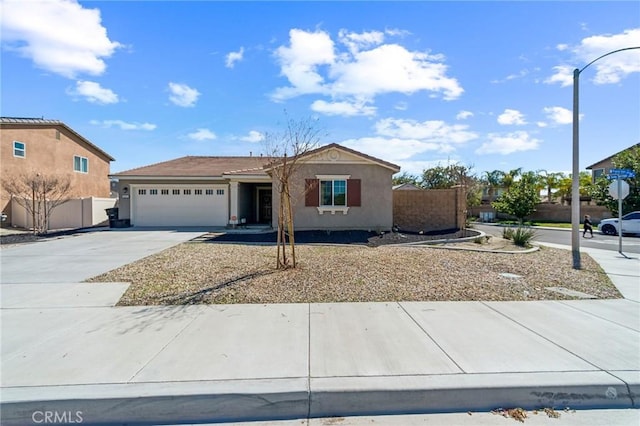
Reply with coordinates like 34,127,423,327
392,172,420,186
502,167,522,192
556,171,593,205
420,163,479,207
590,146,640,215
1,171,72,234
420,163,473,189
492,173,541,224
264,116,322,269
482,170,506,202
537,170,565,203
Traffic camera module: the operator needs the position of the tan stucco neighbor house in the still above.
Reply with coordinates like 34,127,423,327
586,142,639,182
1,117,115,226
112,143,400,230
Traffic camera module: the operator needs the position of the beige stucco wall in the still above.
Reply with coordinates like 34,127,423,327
272,163,395,231
393,187,466,233
1,125,111,225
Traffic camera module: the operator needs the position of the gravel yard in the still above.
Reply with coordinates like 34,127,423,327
87,238,620,305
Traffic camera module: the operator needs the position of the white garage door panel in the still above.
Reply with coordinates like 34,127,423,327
133,186,228,226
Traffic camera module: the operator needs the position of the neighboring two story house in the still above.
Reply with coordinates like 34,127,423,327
112,143,400,231
1,117,115,227
586,142,639,182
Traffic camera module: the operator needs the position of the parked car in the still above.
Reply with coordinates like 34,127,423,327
598,211,640,236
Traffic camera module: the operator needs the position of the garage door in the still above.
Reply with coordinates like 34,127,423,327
132,185,228,226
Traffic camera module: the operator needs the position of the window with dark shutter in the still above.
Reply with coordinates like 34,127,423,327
347,179,361,206
305,179,319,207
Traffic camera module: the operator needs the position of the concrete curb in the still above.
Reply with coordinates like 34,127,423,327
1,372,636,425
396,230,540,254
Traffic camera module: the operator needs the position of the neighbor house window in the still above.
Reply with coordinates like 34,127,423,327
183,189,191,195
206,189,214,195
161,189,169,195
194,189,203,195
320,179,346,206
593,168,605,182
13,141,25,158
172,189,180,195
216,189,224,195
149,189,158,195
138,189,147,195
73,155,88,173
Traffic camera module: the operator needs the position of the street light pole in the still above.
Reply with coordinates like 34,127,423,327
571,46,640,269
571,68,580,269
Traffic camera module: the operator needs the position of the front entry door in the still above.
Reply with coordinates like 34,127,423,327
259,190,272,224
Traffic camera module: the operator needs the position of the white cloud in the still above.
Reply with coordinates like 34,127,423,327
545,65,574,87
271,28,463,111
68,80,118,104
393,160,445,176
225,47,244,68
187,128,216,141
90,119,156,131
240,130,265,143
556,43,569,51
341,136,440,162
537,121,548,128
491,69,530,84
374,118,478,145
335,116,478,173
329,43,462,100
497,109,527,125
168,82,200,107
310,99,376,116
394,101,408,111
576,29,640,84
384,28,411,38
1,0,121,78
456,110,474,120
475,131,540,155
546,29,640,86
338,29,385,54
543,106,575,125
272,29,335,100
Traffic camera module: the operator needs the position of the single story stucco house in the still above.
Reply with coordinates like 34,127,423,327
111,143,400,230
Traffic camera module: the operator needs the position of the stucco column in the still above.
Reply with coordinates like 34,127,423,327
229,181,239,225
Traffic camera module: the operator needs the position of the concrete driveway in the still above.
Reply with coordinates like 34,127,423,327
0,228,208,310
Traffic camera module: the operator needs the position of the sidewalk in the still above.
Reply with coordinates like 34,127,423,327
1,245,638,425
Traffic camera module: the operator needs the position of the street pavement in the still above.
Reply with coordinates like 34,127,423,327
0,228,638,425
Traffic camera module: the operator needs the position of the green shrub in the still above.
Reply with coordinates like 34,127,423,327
503,227,514,240
511,226,537,247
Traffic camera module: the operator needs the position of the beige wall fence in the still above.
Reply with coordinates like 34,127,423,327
393,187,466,233
470,204,612,224
10,197,116,231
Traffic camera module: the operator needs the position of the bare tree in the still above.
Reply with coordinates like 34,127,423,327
264,116,322,269
2,171,72,234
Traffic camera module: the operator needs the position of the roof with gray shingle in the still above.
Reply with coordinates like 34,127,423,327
112,156,271,177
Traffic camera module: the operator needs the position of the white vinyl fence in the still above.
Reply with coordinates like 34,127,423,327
10,197,116,231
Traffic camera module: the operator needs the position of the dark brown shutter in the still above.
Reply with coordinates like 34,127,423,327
305,179,319,207
347,179,361,207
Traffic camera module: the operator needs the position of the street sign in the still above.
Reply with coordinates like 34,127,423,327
608,168,636,179
609,180,630,200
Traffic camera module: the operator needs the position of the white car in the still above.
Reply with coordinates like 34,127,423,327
598,211,640,236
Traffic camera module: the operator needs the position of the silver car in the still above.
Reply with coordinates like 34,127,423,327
598,211,640,236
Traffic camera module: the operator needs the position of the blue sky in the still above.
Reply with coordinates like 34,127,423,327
2,0,639,177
